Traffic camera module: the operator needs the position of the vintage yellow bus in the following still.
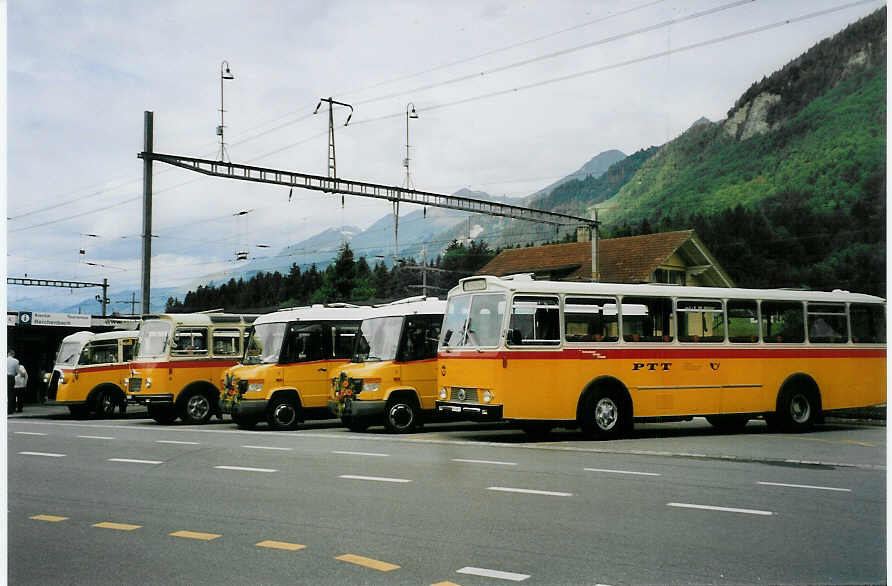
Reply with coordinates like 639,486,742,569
329,297,446,433
127,313,257,424
436,275,886,439
46,330,139,418
221,304,370,430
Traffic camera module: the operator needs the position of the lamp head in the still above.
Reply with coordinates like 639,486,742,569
221,62,234,80
408,105,418,119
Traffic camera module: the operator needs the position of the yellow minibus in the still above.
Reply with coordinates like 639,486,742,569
46,330,138,418
436,275,886,439
329,296,446,433
221,304,370,430
127,313,256,424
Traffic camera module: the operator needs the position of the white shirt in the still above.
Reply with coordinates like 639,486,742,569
15,365,28,389
7,355,20,377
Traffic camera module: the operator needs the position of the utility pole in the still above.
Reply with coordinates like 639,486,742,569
314,97,353,208
218,61,235,161
591,208,600,282
140,111,153,315
394,102,419,269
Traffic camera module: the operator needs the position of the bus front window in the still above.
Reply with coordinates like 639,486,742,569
136,321,172,358
244,323,287,365
55,342,83,366
440,293,505,348
353,317,403,362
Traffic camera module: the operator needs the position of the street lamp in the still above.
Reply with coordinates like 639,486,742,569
395,102,419,267
218,60,235,161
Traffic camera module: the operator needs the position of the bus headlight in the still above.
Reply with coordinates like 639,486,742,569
439,387,447,400
145,378,152,388
361,381,380,394
247,381,264,393
482,390,494,403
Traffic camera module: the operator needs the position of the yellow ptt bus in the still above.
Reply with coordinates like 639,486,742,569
329,296,446,433
221,304,371,430
127,313,257,424
436,275,886,439
46,330,139,418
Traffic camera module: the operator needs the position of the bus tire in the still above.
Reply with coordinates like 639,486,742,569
342,416,369,433
580,387,631,440
180,392,213,424
705,414,749,433
94,388,121,418
384,394,419,434
267,396,300,430
776,380,820,432
148,404,177,424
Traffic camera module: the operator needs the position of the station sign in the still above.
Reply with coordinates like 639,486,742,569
17,312,92,328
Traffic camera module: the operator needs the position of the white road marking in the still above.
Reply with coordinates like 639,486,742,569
584,467,661,476
488,486,572,497
215,465,277,473
156,440,200,445
452,458,517,466
339,474,411,483
242,445,292,451
108,458,162,465
667,502,774,516
332,450,389,457
77,435,115,440
18,451,65,458
758,481,851,492
13,431,47,436
457,566,530,581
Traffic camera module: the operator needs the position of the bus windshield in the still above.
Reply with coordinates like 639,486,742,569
136,321,172,358
353,316,403,362
55,341,83,366
440,293,506,348
243,322,286,365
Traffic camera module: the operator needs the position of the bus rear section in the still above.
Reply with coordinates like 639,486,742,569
127,313,256,424
436,275,886,440
46,330,138,418
329,297,445,433
221,304,369,430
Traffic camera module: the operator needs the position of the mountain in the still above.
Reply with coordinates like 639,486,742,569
529,149,626,199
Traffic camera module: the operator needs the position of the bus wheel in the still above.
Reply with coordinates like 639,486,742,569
705,415,749,433
582,390,629,440
180,393,212,424
384,397,418,434
148,404,177,424
267,397,300,430
342,416,368,433
520,421,553,441
95,390,119,418
777,387,818,432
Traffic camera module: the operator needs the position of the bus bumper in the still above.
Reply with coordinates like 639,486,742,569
232,399,267,421
328,399,386,419
128,393,174,406
436,401,503,420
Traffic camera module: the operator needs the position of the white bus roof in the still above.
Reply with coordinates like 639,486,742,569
452,275,886,305
60,330,138,345
366,296,446,319
141,313,259,327
254,304,374,326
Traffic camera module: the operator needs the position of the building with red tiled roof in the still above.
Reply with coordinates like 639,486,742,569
477,229,734,287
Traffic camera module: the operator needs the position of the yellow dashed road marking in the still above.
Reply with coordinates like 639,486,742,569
256,540,306,551
30,515,68,522
93,522,141,531
170,530,221,541
336,553,400,572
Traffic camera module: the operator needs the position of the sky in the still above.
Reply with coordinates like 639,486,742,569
4,0,885,312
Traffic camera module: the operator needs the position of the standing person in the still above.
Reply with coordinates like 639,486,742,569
14,363,27,413
7,350,20,415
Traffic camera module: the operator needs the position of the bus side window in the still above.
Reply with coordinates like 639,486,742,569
333,323,359,359
761,301,804,343
508,296,560,346
212,329,241,356
121,339,135,362
727,300,760,342
850,303,885,343
807,303,848,343
621,297,674,342
677,299,725,343
564,297,618,343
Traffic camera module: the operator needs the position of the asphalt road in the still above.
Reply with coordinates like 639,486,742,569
7,407,886,585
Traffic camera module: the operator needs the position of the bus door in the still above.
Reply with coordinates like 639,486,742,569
398,314,442,410
281,322,331,408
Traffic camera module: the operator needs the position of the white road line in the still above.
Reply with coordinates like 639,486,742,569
13,431,47,436
77,435,116,440
457,566,530,581
332,450,390,457
156,440,200,445
215,465,277,473
18,451,66,458
452,458,517,466
108,458,163,465
242,445,293,451
488,486,573,497
339,474,411,483
667,502,774,516
584,467,661,476
758,481,852,492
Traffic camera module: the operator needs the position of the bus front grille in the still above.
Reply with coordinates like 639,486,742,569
128,378,142,392
449,387,478,402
